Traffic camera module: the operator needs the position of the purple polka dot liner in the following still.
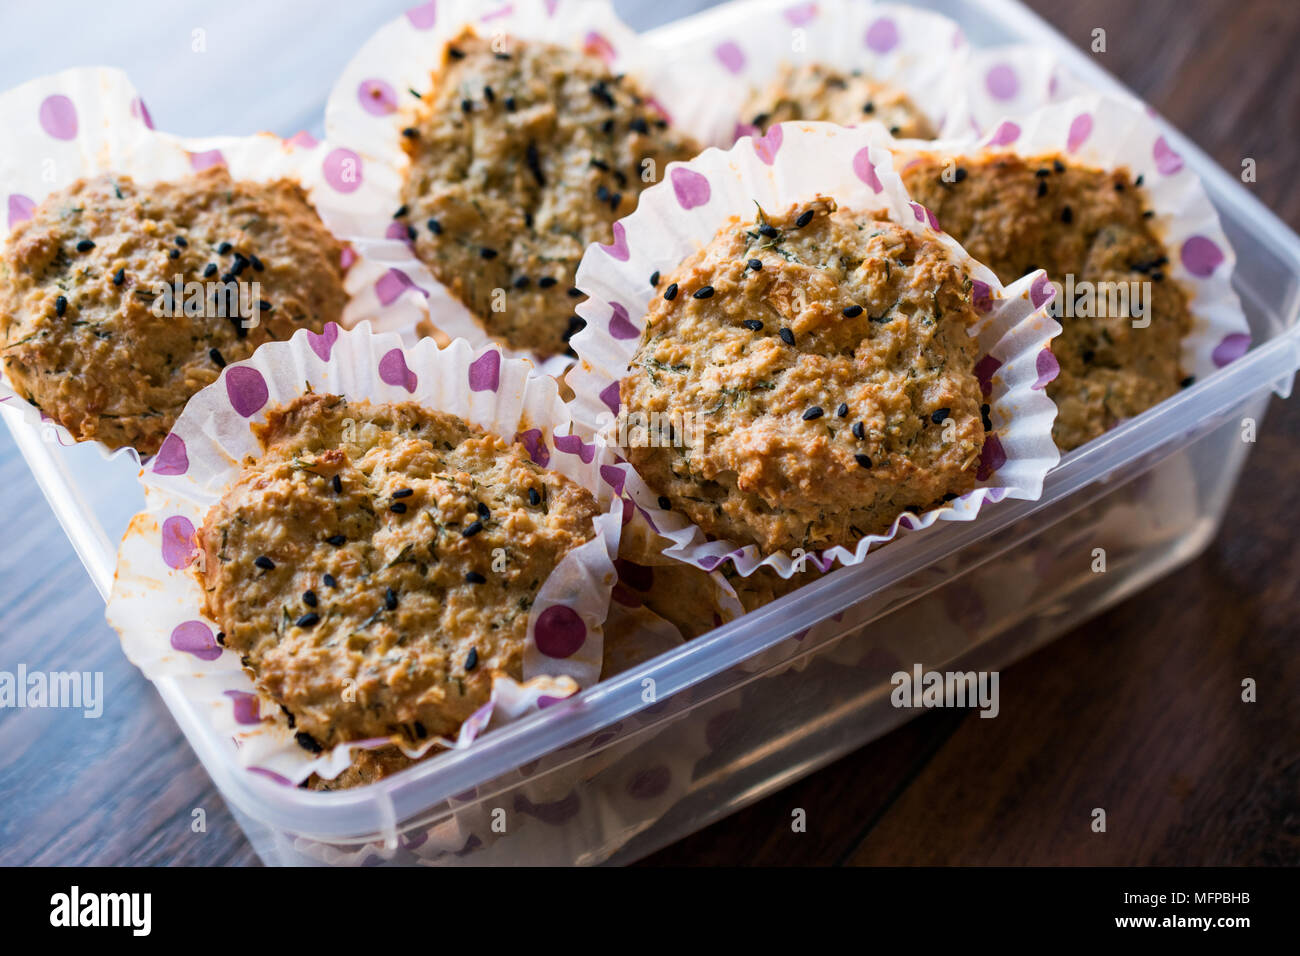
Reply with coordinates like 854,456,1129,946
566,122,1063,580
883,92,1251,384
0,66,401,457
105,323,624,786
638,0,976,147
321,0,678,376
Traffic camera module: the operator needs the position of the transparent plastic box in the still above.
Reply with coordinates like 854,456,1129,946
5,0,1299,865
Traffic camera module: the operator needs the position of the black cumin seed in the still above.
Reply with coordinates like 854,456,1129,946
537,276,556,288
758,223,779,238
608,192,622,211
215,632,226,646
1060,205,1073,224
392,488,413,498
802,406,824,421
657,495,671,510
217,241,232,254
1054,159,1065,173
590,158,610,171
393,204,407,218
385,587,398,610
1035,168,1051,178
1143,209,1154,218
483,85,495,103
852,421,866,440
476,502,490,518
855,454,873,469
465,647,479,670
504,96,517,112
427,218,442,235
331,474,342,493
692,286,715,299
954,167,968,183
113,268,125,286
75,239,95,252
526,141,545,186
414,720,428,738
862,101,875,114
461,98,473,113
779,327,795,346
296,612,319,628
649,270,660,287
567,286,582,297
203,263,218,278
389,501,407,514
169,248,180,259
1181,376,1195,388
889,125,901,135
1135,174,1144,187
209,347,226,368
590,82,615,107
742,319,763,331
630,117,649,134
664,283,678,301
326,534,346,546
406,225,417,241
528,488,541,506
931,407,950,424
513,275,530,289
465,571,486,584
601,119,615,134
747,258,762,271
795,209,814,228
842,304,863,318
259,300,273,313
323,573,337,588
463,520,484,537
596,185,610,202
295,732,322,753
480,247,498,259
303,590,318,607
55,295,67,317
837,403,849,418
1037,180,1048,198
401,126,418,138
448,46,465,59
254,555,275,570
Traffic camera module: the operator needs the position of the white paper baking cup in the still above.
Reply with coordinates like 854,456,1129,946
105,322,623,785
566,121,1062,579
884,92,1251,388
958,43,1097,138
321,0,683,374
639,0,975,147
0,66,404,460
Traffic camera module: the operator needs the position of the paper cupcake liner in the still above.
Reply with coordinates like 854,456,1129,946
958,43,1097,138
321,0,678,375
566,121,1062,579
0,66,407,460
105,322,623,785
883,92,1250,386
639,0,975,147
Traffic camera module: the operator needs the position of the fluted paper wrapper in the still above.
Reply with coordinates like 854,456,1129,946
884,92,1250,386
0,67,400,459
321,0,678,374
106,323,623,785
566,121,1062,578
640,0,975,147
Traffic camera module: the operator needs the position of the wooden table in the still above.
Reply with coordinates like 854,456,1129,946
1,0,1296,866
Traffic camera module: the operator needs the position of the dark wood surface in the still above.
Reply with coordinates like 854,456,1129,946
2,0,1297,866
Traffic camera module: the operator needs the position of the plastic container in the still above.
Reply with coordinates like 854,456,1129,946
5,0,1299,865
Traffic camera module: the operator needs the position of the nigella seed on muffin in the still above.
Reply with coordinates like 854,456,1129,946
901,152,1191,452
195,393,601,748
395,28,701,358
0,166,346,454
620,197,987,554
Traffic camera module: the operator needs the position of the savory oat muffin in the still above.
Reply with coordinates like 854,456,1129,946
742,63,935,140
398,28,700,357
196,393,600,752
902,152,1192,450
0,167,346,454
622,197,987,555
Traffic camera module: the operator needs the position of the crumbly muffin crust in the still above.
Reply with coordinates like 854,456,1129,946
0,167,346,454
742,63,935,140
398,28,700,358
197,394,600,751
622,197,986,554
901,152,1192,451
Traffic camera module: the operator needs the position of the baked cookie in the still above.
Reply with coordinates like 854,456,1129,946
742,63,935,140
622,197,986,555
901,152,1192,451
0,167,346,454
196,394,600,751
398,28,700,357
